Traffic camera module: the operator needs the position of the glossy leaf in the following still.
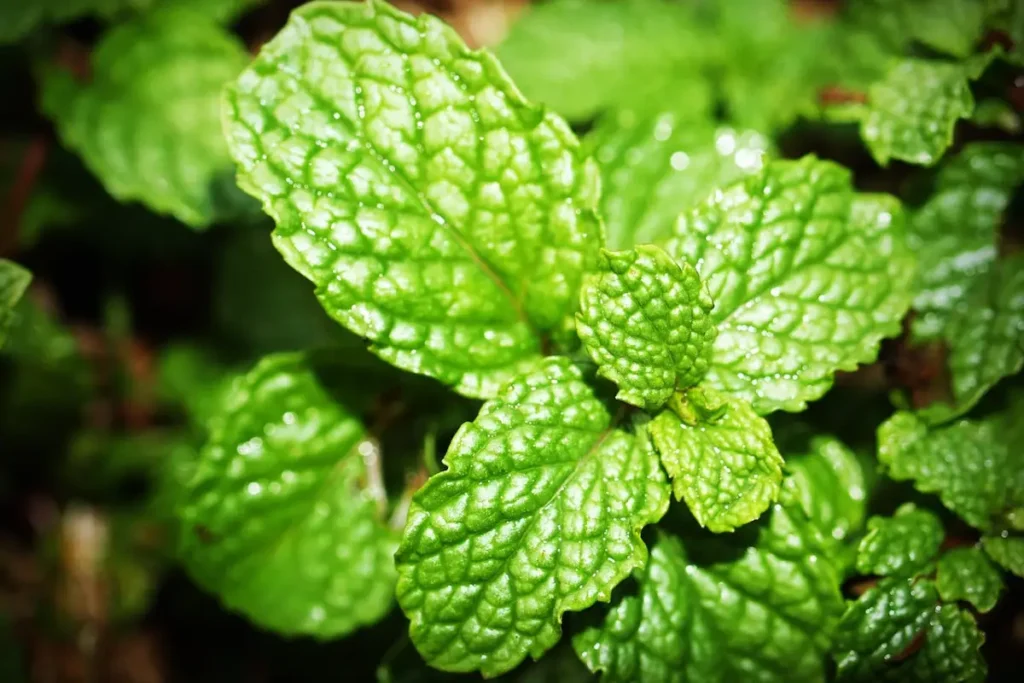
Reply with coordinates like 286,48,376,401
981,535,1024,578
576,246,716,411
856,505,943,578
224,0,602,398
0,259,31,349
176,353,398,637
663,156,915,414
936,547,1003,612
394,357,669,676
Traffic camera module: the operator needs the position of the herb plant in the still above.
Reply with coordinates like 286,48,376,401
1,0,1023,681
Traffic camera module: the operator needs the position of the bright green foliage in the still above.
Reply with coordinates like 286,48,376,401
878,412,1024,531
587,112,771,249
851,0,987,58
224,0,602,399
41,8,248,227
856,505,943,578
909,143,1024,341
981,535,1024,577
176,353,398,637
0,260,31,349
650,395,782,532
663,156,915,414
394,357,669,676
936,547,1003,612
574,502,845,683
576,246,716,411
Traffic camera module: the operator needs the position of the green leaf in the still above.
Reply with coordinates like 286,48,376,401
936,547,1003,612
224,0,602,399
834,578,985,683
650,394,782,532
41,7,248,227
663,156,915,414
574,503,845,683
970,99,1022,134
878,412,1024,531
909,143,1024,341
0,259,31,349
176,353,397,637
586,111,772,249
394,357,669,676
576,246,716,411
494,0,706,121
906,0,987,57
856,505,944,578
981,534,1024,577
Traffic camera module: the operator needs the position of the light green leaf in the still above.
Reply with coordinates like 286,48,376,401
574,503,845,683
176,353,397,637
834,578,985,683
908,0,987,57
577,246,716,411
41,7,248,227
878,411,1024,531
0,260,32,350
936,547,1003,612
160,0,263,23
394,357,669,676
856,505,943,578
650,393,782,532
909,143,1024,341
663,156,915,414
981,534,1024,577
587,112,771,249
224,0,602,398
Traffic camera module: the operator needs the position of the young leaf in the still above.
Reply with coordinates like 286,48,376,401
586,112,771,248
663,156,915,414
576,246,716,411
650,394,783,532
834,578,985,683
0,259,31,349
574,503,845,683
856,505,944,578
176,353,398,637
981,535,1024,578
394,357,669,676
41,7,249,227
909,143,1024,341
936,547,1003,612
223,0,602,399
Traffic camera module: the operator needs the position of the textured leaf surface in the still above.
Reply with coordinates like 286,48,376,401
176,353,397,637
0,260,31,349
395,357,669,676
576,246,715,411
41,8,248,227
224,0,602,398
909,143,1024,340
663,157,915,414
650,396,782,532
856,505,943,578
587,112,771,249
878,412,1024,531
937,547,1003,612
574,502,845,683
981,535,1024,577
834,578,985,683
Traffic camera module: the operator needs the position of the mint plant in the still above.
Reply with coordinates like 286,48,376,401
1,0,1023,680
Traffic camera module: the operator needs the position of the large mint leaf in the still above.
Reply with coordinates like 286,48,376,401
576,246,716,411
936,547,1003,612
586,111,771,249
0,260,31,349
663,157,915,414
224,0,602,398
878,412,1024,531
909,143,1024,340
650,393,782,532
41,7,248,227
395,357,669,676
834,578,985,683
176,353,397,637
574,502,845,683
981,535,1024,577
856,505,943,578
